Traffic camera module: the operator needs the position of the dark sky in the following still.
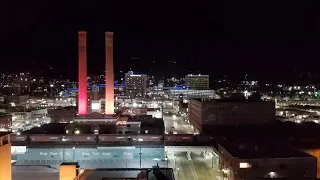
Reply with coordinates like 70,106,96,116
1,1,319,82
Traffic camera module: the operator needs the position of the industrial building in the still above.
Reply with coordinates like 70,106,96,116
188,98,276,133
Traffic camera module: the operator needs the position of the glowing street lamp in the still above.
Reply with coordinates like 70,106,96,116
75,129,80,134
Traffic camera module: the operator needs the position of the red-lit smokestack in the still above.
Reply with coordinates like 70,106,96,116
105,32,114,114
78,31,88,115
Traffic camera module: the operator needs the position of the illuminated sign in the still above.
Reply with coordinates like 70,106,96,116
11,146,27,154
91,102,100,110
116,121,127,125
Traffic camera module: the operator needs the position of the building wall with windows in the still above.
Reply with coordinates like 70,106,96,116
218,143,317,180
125,71,148,98
188,98,276,133
0,114,12,130
185,74,209,90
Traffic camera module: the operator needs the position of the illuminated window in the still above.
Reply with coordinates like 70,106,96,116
91,102,100,110
239,162,251,168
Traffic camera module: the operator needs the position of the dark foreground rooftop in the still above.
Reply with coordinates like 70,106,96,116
78,168,174,180
219,142,314,159
0,132,11,137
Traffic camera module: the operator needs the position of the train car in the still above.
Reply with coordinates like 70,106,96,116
30,134,64,142
194,135,212,142
164,134,193,142
11,134,27,142
98,134,131,142
65,135,96,142
134,135,163,142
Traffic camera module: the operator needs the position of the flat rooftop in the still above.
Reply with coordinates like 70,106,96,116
193,98,268,103
219,142,314,159
0,132,11,137
12,165,58,180
78,168,174,180
76,112,120,119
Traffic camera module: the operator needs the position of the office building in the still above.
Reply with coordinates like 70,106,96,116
185,74,209,90
188,98,275,133
218,142,317,180
125,71,148,97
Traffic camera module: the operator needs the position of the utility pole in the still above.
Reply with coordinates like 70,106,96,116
212,156,214,168
139,144,142,168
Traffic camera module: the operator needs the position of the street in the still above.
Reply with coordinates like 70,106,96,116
168,152,223,180
163,106,196,134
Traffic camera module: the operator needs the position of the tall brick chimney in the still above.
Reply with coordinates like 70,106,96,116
104,32,114,114
78,31,88,115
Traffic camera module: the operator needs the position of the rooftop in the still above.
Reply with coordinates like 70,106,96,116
219,142,313,159
77,168,174,180
193,97,270,103
186,74,209,76
24,123,116,134
0,132,11,137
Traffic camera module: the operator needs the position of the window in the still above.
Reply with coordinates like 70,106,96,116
239,162,251,168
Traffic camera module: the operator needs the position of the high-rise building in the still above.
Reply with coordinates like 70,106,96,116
125,71,148,97
185,74,209,90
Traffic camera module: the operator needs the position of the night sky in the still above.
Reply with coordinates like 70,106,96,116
1,1,319,82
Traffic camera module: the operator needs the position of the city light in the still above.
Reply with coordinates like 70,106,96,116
239,162,251,168
75,129,80,134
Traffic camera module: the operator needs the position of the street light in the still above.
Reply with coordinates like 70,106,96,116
176,168,180,178
137,138,143,168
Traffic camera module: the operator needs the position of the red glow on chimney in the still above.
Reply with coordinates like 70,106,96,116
105,32,114,114
78,31,88,115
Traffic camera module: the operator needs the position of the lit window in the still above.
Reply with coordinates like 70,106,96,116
239,162,251,168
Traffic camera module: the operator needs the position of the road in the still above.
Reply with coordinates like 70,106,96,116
163,107,196,134
168,152,222,180
190,152,222,180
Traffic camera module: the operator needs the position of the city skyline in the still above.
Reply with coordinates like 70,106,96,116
2,2,320,179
